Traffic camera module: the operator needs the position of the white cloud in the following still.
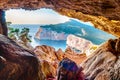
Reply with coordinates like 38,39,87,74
5,8,70,24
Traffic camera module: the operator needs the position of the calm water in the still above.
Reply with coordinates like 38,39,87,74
9,19,116,50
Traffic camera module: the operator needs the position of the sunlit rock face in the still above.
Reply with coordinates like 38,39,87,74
81,38,120,80
0,34,44,80
67,34,92,52
0,0,120,36
34,45,87,79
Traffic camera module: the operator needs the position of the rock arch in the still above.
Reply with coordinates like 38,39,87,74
0,0,120,37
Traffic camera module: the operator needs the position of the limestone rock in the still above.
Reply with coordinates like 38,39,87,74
34,45,87,79
34,45,58,78
34,45,87,65
0,34,44,80
35,27,42,39
66,34,92,53
81,38,120,80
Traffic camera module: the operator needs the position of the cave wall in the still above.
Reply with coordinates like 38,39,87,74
0,0,120,37
0,9,7,36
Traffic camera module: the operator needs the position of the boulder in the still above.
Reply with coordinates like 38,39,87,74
0,34,44,80
81,39,120,80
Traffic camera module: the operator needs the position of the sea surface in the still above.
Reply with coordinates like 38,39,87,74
9,19,116,51
9,24,67,50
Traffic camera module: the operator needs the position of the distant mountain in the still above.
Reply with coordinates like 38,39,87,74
40,19,116,45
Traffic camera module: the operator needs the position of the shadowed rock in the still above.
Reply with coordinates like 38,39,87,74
0,34,44,80
0,9,7,36
81,38,120,80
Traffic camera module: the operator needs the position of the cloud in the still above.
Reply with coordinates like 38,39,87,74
6,8,69,24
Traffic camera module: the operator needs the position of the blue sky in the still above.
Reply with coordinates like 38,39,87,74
6,8,70,24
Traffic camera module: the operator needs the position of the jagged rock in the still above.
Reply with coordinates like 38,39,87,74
65,47,87,65
34,45,58,78
0,34,44,80
81,38,120,80
0,0,120,37
34,45,58,63
41,60,56,79
34,45,87,79
34,45,87,65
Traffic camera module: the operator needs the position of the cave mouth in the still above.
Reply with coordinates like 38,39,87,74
6,8,116,52
0,1,119,79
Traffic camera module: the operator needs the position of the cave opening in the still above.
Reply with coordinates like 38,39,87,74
0,0,120,80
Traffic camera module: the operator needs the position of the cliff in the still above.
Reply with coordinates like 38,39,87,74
35,27,67,40
67,34,92,52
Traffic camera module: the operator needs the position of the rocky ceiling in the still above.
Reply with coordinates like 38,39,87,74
0,0,120,37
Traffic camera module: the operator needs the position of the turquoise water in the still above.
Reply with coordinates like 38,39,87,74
9,19,116,50
9,24,66,50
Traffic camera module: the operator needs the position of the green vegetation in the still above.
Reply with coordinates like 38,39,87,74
8,27,31,43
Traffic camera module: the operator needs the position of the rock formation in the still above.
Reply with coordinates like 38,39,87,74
0,0,120,37
0,0,120,80
35,27,67,40
81,38,120,80
34,45,87,78
0,9,7,36
35,27,42,39
67,34,92,53
0,34,44,80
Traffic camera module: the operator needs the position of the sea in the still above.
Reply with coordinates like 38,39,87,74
9,24,67,50
8,19,116,51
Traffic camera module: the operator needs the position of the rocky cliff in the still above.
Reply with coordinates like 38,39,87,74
35,27,67,40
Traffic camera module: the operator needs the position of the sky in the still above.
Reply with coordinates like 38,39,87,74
6,8,70,24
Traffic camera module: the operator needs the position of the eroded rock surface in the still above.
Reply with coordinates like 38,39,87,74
0,34,44,80
0,0,120,20
0,0,120,37
81,38,120,80
34,45,87,78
